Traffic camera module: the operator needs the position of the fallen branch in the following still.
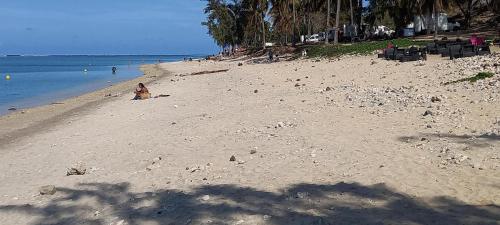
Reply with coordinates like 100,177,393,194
186,69,229,76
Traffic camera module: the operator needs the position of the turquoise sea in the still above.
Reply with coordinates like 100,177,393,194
0,55,198,115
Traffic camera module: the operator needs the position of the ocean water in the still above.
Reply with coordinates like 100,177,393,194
0,55,197,115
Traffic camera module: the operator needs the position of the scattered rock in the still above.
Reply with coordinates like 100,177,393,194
67,162,86,176
152,156,162,164
229,155,236,161
201,195,210,201
254,89,258,93
431,96,441,102
250,149,257,154
238,62,243,66
325,87,332,91
423,110,433,116
39,185,56,195
296,192,309,199
294,83,301,87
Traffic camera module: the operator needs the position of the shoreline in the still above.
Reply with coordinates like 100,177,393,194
0,63,172,148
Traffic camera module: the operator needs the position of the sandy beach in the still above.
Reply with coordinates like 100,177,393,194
0,54,499,225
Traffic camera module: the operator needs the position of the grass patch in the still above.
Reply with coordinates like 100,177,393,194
444,72,495,85
305,39,429,58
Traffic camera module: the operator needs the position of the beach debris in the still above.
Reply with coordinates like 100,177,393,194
423,110,433,116
66,162,86,176
229,155,236,161
188,69,229,76
39,185,56,195
154,94,170,98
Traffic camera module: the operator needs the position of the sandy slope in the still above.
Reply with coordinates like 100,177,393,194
0,56,498,225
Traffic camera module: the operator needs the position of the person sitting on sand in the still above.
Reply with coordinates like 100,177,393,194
133,83,150,100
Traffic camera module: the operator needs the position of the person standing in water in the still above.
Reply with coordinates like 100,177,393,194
112,66,117,74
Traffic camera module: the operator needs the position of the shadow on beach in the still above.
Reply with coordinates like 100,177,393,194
1,182,498,225
398,132,500,149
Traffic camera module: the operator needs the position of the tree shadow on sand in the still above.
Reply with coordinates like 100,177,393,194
1,182,499,225
398,132,499,149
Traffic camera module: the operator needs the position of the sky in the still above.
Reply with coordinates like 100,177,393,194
0,0,220,55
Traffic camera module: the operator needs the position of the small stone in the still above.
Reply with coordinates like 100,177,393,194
426,125,432,128
295,83,300,87
325,87,332,91
254,90,258,93
229,155,236,161
238,62,243,66
237,160,246,164
39,185,56,195
250,149,257,154
276,122,285,128
423,110,433,116
66,163,86,176
201,195,210,201
431,96,441,102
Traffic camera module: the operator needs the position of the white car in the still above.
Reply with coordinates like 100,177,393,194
306,34,321,43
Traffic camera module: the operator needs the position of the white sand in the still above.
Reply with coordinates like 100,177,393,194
0,55,498,225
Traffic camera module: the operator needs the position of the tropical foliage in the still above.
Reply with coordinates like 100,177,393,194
202,0,497,50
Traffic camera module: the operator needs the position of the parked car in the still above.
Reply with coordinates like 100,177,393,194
306,34,321,43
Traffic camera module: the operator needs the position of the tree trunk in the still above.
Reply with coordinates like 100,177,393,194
466,0,473,29
350,0,354,25
262,12,266,49
326,0,330,44
334,0,341,45
292,0,297,46
433,2,438,39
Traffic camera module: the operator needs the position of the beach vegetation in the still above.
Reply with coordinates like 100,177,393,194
305,38,429,58
202,0,498,53
444,72,495,85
